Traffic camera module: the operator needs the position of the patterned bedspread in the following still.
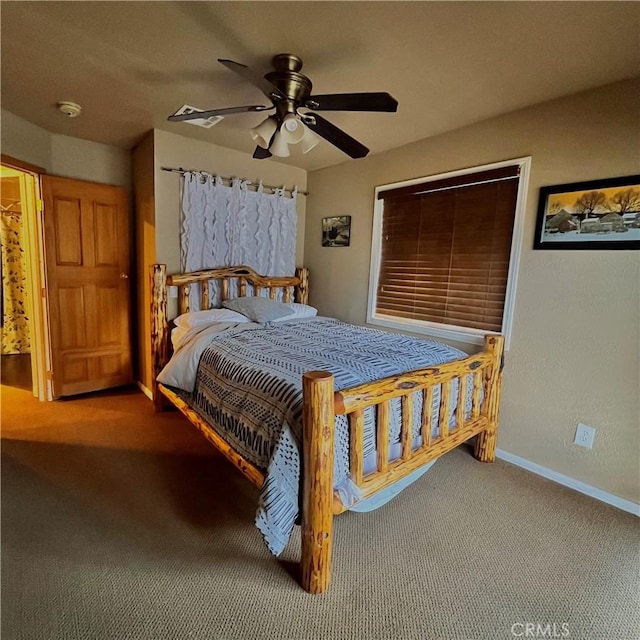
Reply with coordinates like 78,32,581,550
188,317,469,555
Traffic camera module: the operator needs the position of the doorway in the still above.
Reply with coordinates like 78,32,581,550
1,159,133,401
0,162,50,400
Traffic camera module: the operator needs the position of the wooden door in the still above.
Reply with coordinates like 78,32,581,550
41,176,132,397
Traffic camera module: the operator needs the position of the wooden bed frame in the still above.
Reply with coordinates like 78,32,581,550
151,264,504,594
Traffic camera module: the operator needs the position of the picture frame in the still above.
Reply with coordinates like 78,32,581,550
322,215,351,247
533,174,640,250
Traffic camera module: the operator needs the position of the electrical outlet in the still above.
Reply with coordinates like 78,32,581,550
574,423,596,449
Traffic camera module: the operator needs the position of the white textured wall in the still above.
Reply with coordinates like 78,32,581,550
304,78,640,503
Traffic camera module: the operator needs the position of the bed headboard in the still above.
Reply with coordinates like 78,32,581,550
150,264,309,408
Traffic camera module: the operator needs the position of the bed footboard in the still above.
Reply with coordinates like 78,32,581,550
301,334,504,593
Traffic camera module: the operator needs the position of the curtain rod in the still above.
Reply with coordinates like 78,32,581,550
161,167,308,196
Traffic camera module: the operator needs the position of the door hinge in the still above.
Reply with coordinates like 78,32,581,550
46,371,54,381
41,287,47,298
36,199,44,213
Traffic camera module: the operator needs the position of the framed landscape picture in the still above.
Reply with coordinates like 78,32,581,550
322,216,351,247
534,174,640,250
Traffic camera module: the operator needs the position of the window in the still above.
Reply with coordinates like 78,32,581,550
367,158,530,347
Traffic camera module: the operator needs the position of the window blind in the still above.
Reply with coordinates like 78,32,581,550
376,166,520,332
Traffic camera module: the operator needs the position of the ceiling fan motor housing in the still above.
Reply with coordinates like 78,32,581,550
265,53,313,107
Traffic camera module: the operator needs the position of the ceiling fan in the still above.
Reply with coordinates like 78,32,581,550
168,53,398,160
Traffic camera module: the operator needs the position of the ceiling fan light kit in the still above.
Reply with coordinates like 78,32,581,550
250,116,278,147
299,125,321,154
270,131,291,158
279,115,306,146
168,53,398,160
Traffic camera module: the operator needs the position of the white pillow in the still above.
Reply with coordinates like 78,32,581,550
222,297,292,322
171,325,191,350
174,308,249,329
274,303,318,321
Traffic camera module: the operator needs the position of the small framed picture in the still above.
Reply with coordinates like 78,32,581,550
534,174,640,250
322,216,351,247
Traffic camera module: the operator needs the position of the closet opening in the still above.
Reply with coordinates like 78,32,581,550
1,159,51,400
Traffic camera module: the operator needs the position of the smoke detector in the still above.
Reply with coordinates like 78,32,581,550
57,101,82,118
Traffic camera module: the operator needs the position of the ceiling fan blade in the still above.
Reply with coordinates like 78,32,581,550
305,92,398,112
303,114,369,159
168,104,272,122
218,59,287,102
252,145,272,160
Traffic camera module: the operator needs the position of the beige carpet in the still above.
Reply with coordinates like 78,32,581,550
0,384,214,454
2,386,639,640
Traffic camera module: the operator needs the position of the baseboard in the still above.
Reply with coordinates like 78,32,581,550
495,448,640,517
137,381,153,400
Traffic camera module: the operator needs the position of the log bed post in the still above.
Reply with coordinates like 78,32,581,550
301,371,335,594
151,264,169,411
473,334,505,463
295,267,309,305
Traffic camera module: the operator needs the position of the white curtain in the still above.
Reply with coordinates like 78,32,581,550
180,172,298,307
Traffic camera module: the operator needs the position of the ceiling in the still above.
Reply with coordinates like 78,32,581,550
2,2,639,172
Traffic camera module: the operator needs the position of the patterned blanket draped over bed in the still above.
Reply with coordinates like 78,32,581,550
189,317,470,555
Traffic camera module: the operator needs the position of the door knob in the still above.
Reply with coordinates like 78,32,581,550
120,273,129,279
